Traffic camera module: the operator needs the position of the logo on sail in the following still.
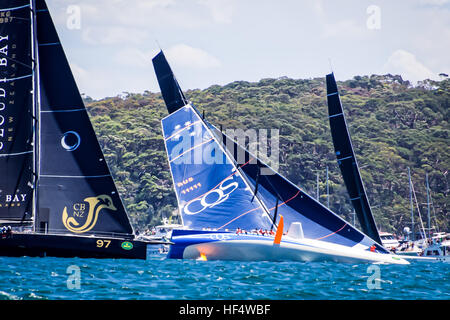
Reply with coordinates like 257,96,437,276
183,176,238,215
61,131,81,151
62,195,116,233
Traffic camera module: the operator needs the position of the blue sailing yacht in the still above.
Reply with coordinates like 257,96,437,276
152,51,408,264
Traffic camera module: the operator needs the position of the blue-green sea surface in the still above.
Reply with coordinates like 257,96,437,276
0,251,448,300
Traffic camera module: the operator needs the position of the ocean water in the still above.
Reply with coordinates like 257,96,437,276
0,249,448,300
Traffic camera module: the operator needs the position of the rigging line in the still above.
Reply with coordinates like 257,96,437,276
410,176,427,240
218,189,301,231
315,223,348,241
268,190,300,211
2,74,33,82
270,197,279,232
217,206,262,231
250,165,261,203
5,15,29,22
351,161,374,235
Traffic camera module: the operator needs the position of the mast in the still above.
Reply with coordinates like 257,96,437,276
426,173,431,239
409,170,427,242
408,167,414,241
326,166,329,208
30,0,40,232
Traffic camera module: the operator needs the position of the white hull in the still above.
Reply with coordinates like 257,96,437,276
400,255,450,263
178,234,409,265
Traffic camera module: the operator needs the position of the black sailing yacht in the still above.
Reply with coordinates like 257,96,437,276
326,73,383,245
0,0,153,259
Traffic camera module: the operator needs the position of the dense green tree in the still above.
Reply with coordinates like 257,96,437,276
87,75,449,235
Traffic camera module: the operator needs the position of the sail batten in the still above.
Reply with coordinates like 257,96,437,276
326,73,382,245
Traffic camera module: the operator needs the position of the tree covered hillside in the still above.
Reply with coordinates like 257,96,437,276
86,74,449,235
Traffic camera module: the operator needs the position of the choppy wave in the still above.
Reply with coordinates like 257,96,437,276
0,252,448,300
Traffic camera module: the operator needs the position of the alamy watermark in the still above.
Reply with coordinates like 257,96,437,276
66,265,81,290
366,264,381,290
168,127,280,175
66,5,81,30
366,5,381,30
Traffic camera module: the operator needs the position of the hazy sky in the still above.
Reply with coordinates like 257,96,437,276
46,0,450,99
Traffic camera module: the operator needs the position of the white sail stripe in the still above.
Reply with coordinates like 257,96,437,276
328,113,343,118
337,155,353,161
165,119,202,141
40,108,85,113
0,150,33,157
40,174,111,179
1,74,32,82
38,42,61,47
0,4,30,12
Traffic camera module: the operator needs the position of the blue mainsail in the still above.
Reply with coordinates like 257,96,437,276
161,104,273,231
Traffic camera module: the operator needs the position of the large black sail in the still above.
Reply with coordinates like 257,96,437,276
153,50,187,114
326,73,382,245
35,0,133,237
0,1,34,223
